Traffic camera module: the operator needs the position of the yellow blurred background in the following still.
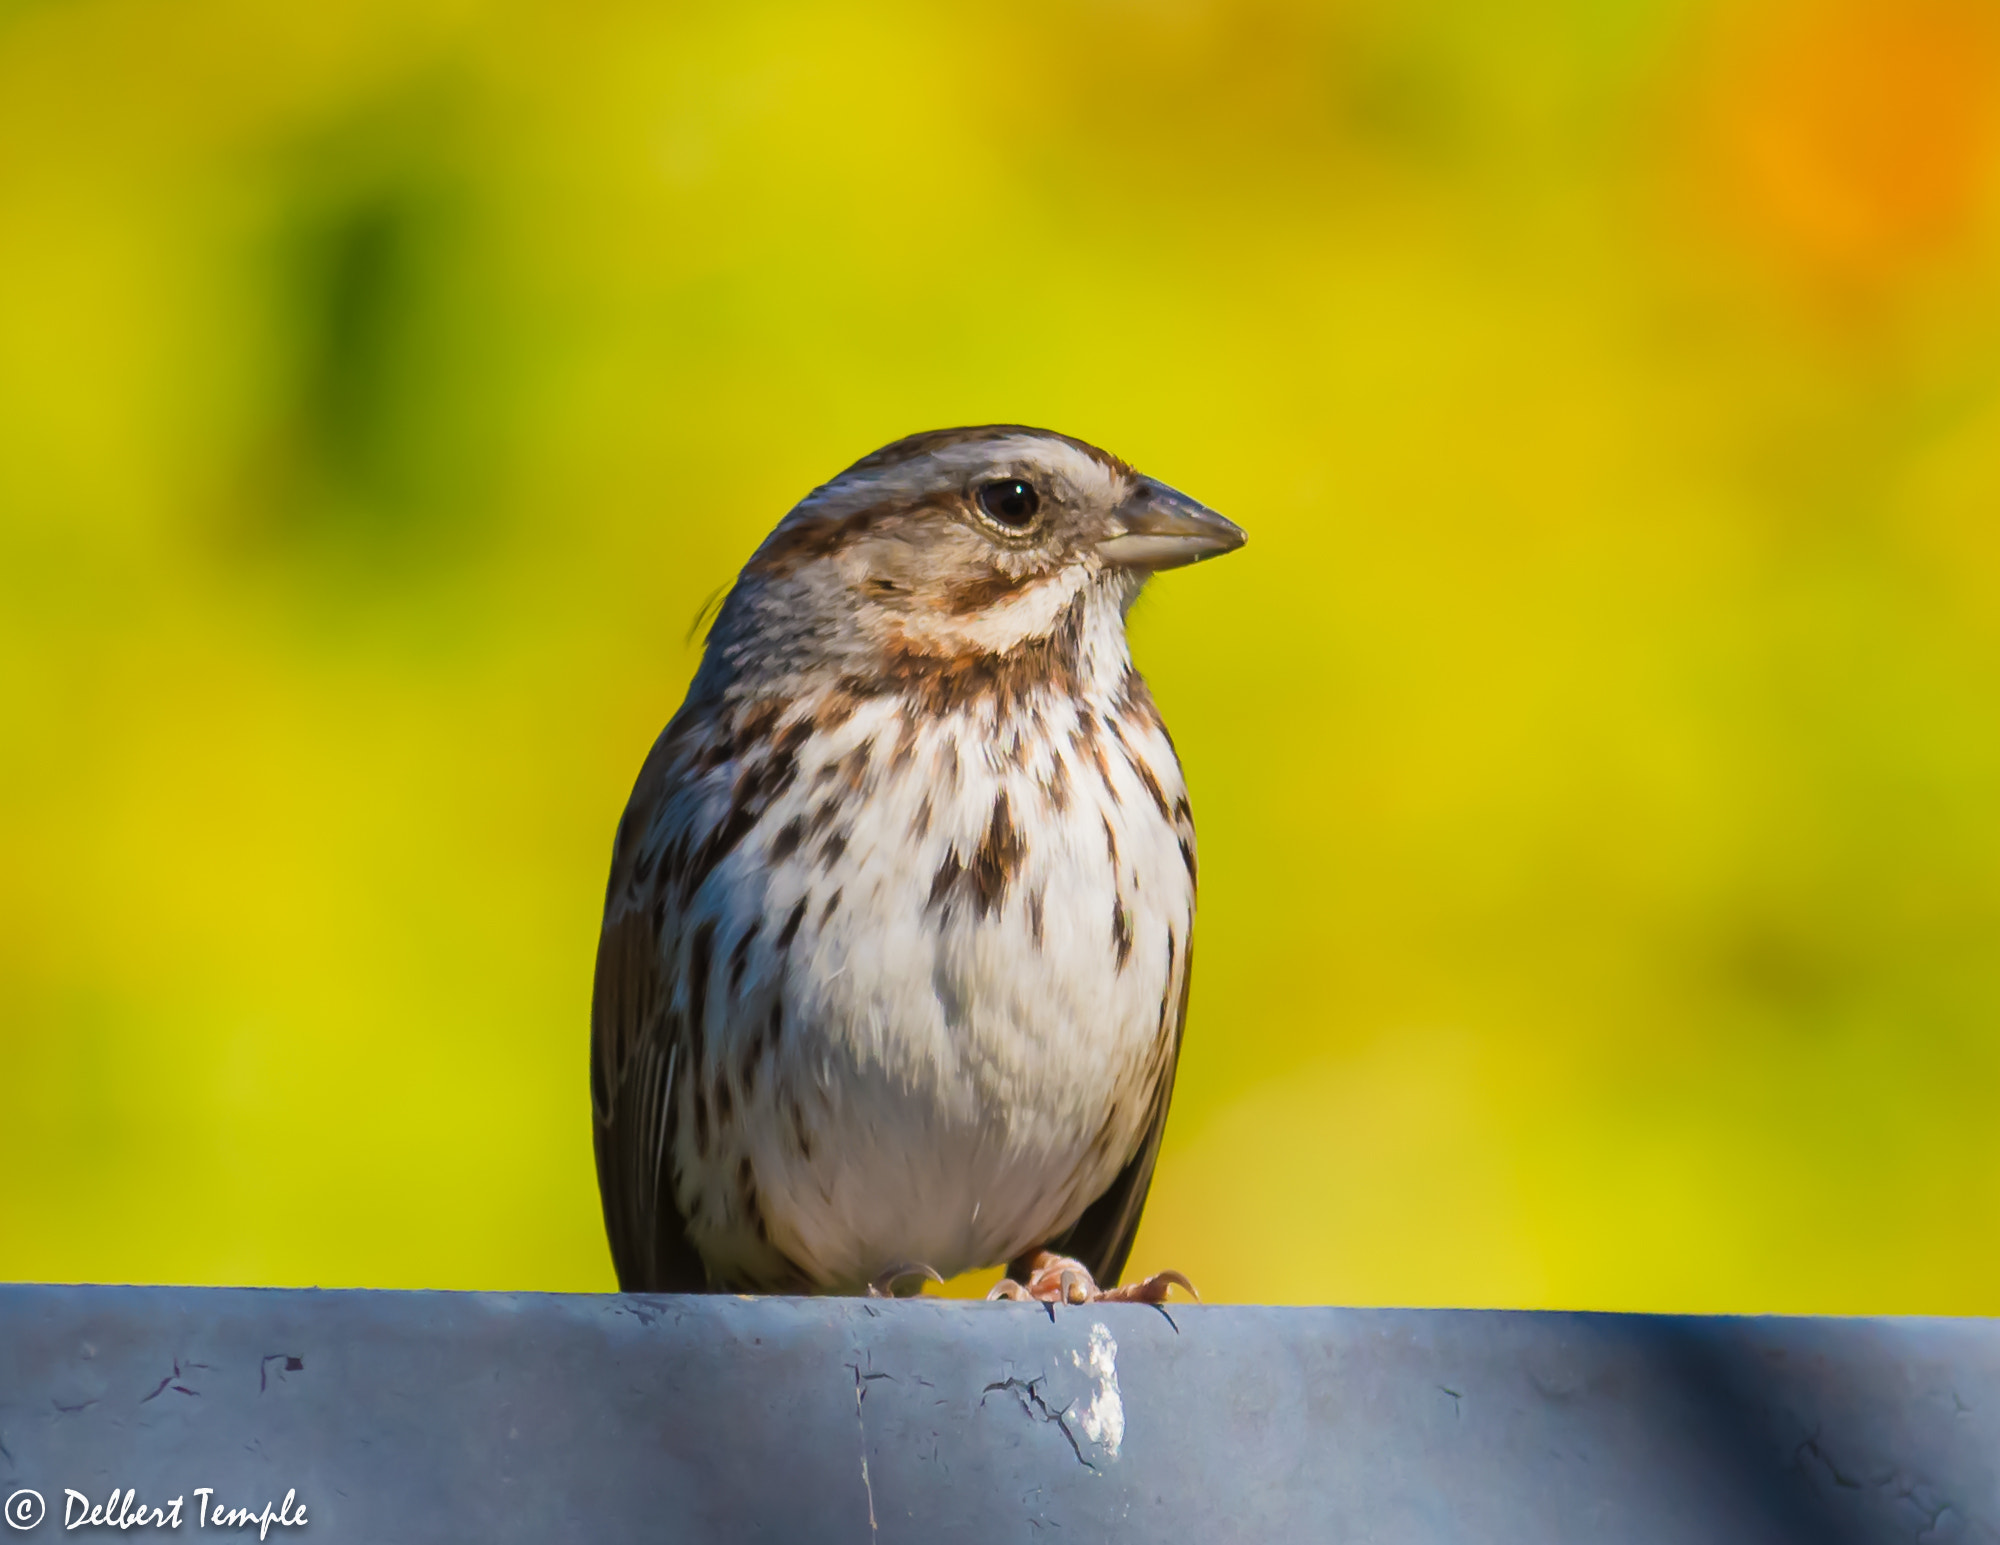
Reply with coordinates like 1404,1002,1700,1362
5,0,2000,1312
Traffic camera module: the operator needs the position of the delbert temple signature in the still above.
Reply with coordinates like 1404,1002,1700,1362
54,1486,305,1536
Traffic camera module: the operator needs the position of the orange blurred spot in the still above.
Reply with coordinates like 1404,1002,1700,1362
1701,0,2000,289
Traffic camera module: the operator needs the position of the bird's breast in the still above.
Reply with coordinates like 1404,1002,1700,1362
679,675,1196,1290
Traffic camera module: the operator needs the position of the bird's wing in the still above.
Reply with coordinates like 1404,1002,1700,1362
1033,948,1194,1288
590,732,710,1294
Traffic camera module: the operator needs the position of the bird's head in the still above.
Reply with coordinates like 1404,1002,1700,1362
704,426,1245,692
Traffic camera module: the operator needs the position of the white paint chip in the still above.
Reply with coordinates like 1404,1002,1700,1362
1070,1322,1125,1458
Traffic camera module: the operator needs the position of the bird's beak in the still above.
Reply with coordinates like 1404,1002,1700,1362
1096,482,1247,572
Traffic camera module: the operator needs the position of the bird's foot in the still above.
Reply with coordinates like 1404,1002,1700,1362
986,1251,1199,1306
866,1262,945,1299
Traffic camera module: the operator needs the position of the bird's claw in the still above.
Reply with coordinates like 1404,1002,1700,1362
1096,1269,1200,1305
986,1252,1200,1307
866,1262,945,1298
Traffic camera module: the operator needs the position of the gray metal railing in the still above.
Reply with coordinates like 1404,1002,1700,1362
0,1285,1992,1541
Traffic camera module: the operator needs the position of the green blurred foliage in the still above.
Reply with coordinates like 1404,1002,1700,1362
4,0,2000,1308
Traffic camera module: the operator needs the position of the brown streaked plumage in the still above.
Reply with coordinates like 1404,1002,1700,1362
591,424,1243,1302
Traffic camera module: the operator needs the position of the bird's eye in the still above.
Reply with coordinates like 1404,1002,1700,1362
976,479,1041,529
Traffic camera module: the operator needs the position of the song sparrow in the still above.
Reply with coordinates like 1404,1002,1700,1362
591,425,1244,1303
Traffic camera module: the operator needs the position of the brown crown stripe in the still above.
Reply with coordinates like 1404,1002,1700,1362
745,490,958,580
841,424,1136,479
741,502,889,580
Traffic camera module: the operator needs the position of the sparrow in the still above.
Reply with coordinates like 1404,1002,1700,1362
590,425,1245,1303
